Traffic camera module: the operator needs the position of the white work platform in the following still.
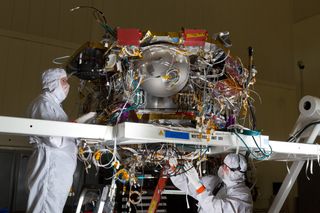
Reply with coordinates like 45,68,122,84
0,116,319,161
0,116,113,140
1,115,320,213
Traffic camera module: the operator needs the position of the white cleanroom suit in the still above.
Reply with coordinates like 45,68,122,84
170,153,253,213
26,68,77,213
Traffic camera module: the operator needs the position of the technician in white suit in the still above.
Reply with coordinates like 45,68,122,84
170,153,253,213
26,68,77,213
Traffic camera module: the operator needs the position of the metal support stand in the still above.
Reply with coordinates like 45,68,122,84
268,124,320,213
75,188,88,213
95,185,110,213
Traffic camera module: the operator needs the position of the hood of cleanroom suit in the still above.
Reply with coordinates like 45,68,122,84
26,68,77,213
218,153,247,185
41,68,70,103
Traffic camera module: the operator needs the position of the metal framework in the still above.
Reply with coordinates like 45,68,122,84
0,115,319,212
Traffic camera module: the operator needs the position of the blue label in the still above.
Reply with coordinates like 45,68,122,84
164,130,190,140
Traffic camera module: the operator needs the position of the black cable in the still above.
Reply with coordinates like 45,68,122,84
247,99,256,130
287,120,320,142
70,5,116,38
165,145,208,178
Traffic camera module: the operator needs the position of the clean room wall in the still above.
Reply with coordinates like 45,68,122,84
0,30,79,117
293,14,320,97
0,0,305,212
293,12,320,212
293,0,320,22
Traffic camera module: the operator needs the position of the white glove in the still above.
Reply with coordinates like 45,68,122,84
184,162,204,193
75,112,97,123
169,157,178,171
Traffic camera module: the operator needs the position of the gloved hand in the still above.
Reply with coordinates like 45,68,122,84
169,157,178,171
184,162,205,194
75,112,97,123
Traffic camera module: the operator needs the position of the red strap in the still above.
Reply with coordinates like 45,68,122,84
148,170,168,213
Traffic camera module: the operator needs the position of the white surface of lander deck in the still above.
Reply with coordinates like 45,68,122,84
0,116,319,161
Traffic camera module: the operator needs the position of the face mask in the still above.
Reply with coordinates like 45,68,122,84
218,165,235,186
218,165,225,180
63,84,70,97
51,80,68,103
53,85,67,103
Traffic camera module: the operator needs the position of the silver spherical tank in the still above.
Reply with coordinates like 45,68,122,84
138,45,190,97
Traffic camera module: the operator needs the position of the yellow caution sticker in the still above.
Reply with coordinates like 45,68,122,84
136,113,143,119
